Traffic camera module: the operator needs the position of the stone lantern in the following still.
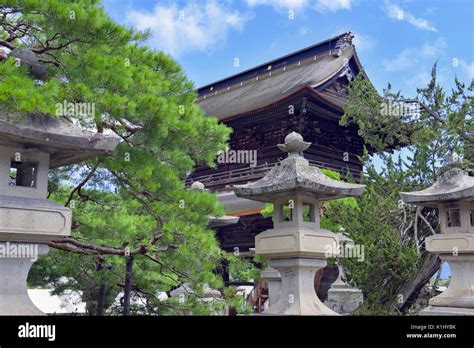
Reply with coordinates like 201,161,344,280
400,157,474,315
190,181,240,228
325,231,363,314
0,113,119,315
234,132,365,315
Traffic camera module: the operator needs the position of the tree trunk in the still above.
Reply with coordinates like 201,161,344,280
96,284,106,316
123,256,134,316
390,252,441,312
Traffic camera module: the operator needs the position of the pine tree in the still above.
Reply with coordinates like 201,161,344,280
1,0,251,315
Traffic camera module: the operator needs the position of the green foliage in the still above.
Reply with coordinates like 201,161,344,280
0,0,251,315
227,254,261,282
334,63,471,314
341,66,472,162
325,161,421,313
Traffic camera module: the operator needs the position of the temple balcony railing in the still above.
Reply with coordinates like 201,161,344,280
186,159,361,192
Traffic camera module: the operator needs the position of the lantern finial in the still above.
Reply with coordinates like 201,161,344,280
191,181,205,191
448,151,462,166
277,131,311,157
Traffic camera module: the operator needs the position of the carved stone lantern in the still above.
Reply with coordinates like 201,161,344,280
0,113,119,315
234,132,365,315
400,157,474,315
325,230,363,314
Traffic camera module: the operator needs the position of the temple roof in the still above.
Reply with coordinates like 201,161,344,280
400,167,474,206
0,111,120,168
197,32,364,120
234,132,365,202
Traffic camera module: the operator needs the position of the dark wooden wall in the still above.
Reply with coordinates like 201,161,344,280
191,91,364,190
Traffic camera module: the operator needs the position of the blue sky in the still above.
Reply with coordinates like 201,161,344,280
103,0,473,96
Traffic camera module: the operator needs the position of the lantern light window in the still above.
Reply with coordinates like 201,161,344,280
9,161,38,188
447,209,461,227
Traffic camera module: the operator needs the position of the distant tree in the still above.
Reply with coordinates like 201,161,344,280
1,0,253,315
335,65,473,314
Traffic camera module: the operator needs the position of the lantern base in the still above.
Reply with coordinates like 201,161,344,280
262,258,338,315
0,242,49,315
325,287,363,314
427,254,474,310
419,305,474,316
260,267,281,307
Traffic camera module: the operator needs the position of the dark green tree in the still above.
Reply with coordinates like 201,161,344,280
1,0,252,315
334,65,473,314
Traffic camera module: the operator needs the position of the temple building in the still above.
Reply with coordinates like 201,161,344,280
191,32,368,245
189,32,371,304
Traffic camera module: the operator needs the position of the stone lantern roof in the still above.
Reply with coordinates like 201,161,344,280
234,132,365,202
0,112,120,168
209,215,240,227
399,167,474,206
190,181,240,227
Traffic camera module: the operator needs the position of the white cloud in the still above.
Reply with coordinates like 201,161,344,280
420,38,446,58
383,48,416,72
352,32,374,53
299,27,309,36
459,60,474,80
246,0,308,12
246,0,352,13
383,38,446,71
384,1,437,32
405,71,431,86
315,0,352,13
127,1,246,56
405,66,449,90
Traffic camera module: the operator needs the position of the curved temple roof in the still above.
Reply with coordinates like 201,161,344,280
0,112,120,168
197,32,363,120
400,167,474,206
234,132,365,202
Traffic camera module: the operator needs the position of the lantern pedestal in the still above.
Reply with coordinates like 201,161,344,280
263,258,337,315
419,306,474,316
255,227,341,315
261,267,281,307
325,264,363,314
0,242,49,315
0,196,71,315
420,253,474,315
325,233,363,314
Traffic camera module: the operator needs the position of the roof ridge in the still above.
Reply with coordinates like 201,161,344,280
197,50,332,103
197,31,354,93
